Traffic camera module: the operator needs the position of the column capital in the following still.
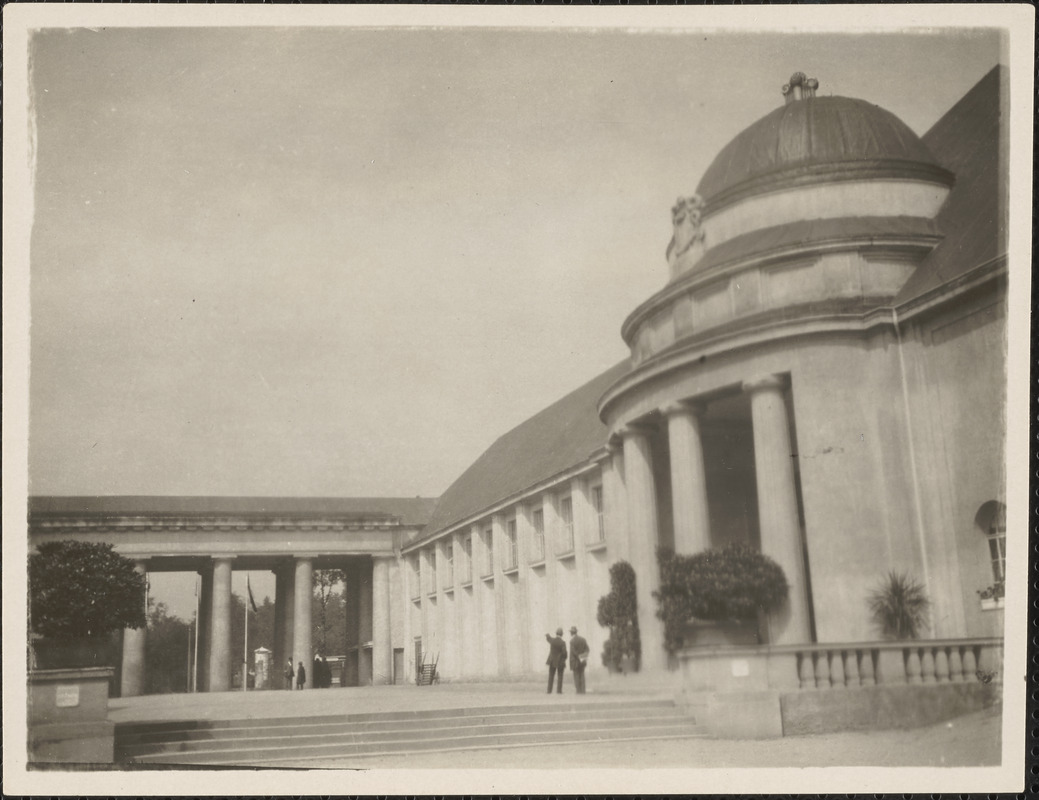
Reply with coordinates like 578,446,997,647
616,421,657,440
742,373,787,395
660,399,707,418
372,553,396,561
211,554,236,563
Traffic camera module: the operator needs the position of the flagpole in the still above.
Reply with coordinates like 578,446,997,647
243,575,249,692
193,574,199,692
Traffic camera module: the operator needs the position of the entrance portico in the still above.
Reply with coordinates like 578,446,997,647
28,497,436,696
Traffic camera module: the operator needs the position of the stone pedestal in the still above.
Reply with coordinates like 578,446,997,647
28,667,115,764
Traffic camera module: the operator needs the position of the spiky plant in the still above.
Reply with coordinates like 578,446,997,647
867,571,931,640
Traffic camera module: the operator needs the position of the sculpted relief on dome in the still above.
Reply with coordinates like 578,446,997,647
666,194,706,279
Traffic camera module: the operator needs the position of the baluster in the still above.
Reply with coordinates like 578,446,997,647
961,646,977,678
799,652,816,690
920,647,936,683
845,649,860,687
815,650,831,689
859,649,876,686
934,647,950,683
948,646,964,682
906,648,923,684
830,650,846,688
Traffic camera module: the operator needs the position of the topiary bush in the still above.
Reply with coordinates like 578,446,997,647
654,544,788,654
30,540,147,641
597,560,641,672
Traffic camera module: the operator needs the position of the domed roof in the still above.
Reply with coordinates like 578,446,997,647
697,76,951,209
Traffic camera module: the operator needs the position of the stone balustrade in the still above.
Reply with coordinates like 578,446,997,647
677,636,1003,695
793,638,1003,690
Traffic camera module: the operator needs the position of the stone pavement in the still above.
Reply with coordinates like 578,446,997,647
108,671,679,724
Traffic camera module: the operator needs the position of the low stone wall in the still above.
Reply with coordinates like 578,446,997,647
28,667,115,764
780,681,999,736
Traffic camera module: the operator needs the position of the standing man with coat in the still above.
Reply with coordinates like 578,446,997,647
568,626,590,694
545,628,567,694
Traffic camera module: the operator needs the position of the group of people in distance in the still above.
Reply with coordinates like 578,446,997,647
545,626,590,694
283,656,333,689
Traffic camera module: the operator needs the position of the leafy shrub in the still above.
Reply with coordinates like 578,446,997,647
867,571,930,640
30,540,147,640
654,544,788,654
976,578,1005,601
596,561,640,672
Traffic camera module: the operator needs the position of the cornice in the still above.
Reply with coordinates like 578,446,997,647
621,233,938,345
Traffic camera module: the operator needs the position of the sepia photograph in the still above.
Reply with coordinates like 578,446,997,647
3,4,1031,796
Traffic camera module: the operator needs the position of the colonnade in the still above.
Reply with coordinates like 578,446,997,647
612,372,813,669
119,555,396,697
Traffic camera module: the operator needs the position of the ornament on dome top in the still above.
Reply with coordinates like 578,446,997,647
667,194,706,275
782,72,819,104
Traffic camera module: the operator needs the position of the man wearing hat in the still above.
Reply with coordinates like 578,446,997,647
545,628,568,694
568,626,590,694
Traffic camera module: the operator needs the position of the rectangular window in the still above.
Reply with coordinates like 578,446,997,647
532,507,545,562
483,525,494,576
559,495,574,553
463,533,473,583
445,540,454,586
505,518,518,570
592,485,605,543
427,547,437,594
410,556,421,599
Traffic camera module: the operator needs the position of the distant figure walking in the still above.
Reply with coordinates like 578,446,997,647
296,661,306,690
568,626,590,694
284,659,294,690
545,628,567,694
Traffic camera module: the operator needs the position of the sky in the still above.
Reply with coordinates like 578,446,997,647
23,24,1003,617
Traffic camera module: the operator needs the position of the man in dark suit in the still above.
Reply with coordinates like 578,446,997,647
545,628,567,694
568,626,590,694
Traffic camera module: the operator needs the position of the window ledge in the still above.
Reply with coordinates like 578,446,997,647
460,579,473,589
530,558,546,569
481,572,495,583
410,595,422,604
426,591,437,600
503,565,519,576
979,597,1004,611
444,585,455,595
556,550,576,561
586,540,607,553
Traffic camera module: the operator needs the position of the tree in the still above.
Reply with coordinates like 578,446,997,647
597,561,641,672
868,571,930,640
313,569,346,655
145,601,192,694
30,540,147,640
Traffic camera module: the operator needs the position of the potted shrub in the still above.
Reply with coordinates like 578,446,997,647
597,561,641,673
867,571,930,639
976,578,1005,610
654,543,788,653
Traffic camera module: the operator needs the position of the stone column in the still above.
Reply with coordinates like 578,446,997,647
663,401,712,555
620,423,666,671
197,563,213,692
208,556,234,692
280,563,296,688
602,440,629,562
358,560,374,685
372,555,393,685
292,556,313,687
120,560,149,697
271,566,287,689
744,374,812,644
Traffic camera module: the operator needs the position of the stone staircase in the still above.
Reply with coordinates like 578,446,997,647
114,698,704,766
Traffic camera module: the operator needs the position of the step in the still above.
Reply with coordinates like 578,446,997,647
118,704,683,747
119,712,695,757
115,698,676,736
128,722,706,765
228,731,710,767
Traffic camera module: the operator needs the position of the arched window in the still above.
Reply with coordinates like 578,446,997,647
974,500,1006,583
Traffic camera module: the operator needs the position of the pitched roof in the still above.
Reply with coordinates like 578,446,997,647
28,496,438,526
420,360,631,538
895,66,1006,305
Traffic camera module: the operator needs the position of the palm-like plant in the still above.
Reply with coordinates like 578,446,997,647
868,571,930,640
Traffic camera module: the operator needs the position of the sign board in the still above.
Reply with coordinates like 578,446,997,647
55,684,80,708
